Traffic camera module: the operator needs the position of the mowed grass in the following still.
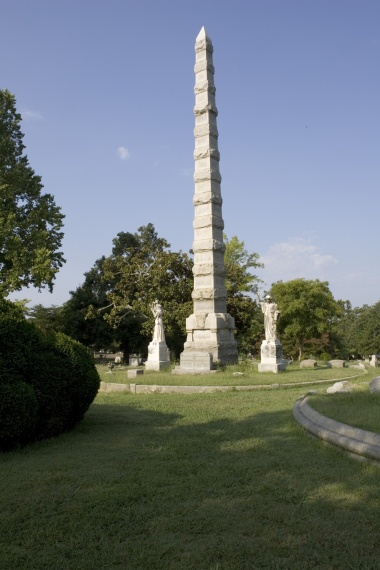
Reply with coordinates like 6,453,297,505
99,361,368,387
2,381,380,569
309,383,380,434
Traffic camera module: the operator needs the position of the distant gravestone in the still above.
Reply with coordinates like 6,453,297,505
129,354,141,367
369,377,380,394
329,359,346,368
300,359,317,369
370,355,378,368
127,369,144,379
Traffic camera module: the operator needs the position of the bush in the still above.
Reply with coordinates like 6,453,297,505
0,382,38,451
319,351,331,362
0,300,100,449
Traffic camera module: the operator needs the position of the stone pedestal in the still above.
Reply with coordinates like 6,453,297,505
258,340,287,373
172,351,217,375
144,341,170,371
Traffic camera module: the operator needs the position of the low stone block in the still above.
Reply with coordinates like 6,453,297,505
127,369,144,379
370,377,380,394
329,359,346,368
326,381,352,394
300,359,317,369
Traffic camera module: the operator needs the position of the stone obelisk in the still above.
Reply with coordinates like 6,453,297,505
175,27,238,373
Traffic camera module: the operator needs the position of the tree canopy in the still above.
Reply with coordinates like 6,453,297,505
270,278,341,360
0,89,65,295
224,234,263,354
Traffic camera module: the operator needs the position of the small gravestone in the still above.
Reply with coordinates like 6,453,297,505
300,359,317,369
329,359,346,368
370,355,378,368
127,369,144,379
370,377,380,394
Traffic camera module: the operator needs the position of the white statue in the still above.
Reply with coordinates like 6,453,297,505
260,295,280,341
151,300,165,343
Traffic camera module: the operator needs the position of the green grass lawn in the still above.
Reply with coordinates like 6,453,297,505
99,361,368,387
309,382,380,434
2,378,380,569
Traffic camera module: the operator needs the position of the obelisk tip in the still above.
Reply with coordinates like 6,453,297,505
196,26,208,42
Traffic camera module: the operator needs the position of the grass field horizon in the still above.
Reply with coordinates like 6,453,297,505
2,364,380,569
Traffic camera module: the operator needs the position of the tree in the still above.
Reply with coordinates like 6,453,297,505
28,304,64,336
270,278,341,360
60,255,145,361
100,224,193,358
224,235,263,355
336,302,380,358
0,89,65,295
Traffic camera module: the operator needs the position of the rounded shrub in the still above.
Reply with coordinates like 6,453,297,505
0,299,100,449
0,382,38,451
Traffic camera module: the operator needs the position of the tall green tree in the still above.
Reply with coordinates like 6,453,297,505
336,302,380,358
61,255,145,360
0,89,65,295
270,278,341,360
224,235,263,355
100,224,193,358
28,304,64,336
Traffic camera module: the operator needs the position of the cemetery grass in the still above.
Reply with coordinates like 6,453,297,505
2,387,380,569
98,362,368,387
309,383,380,434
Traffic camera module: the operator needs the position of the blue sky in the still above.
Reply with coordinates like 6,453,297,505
2,0,379,309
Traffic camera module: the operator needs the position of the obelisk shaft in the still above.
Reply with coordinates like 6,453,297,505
175,27,238,371
192,26,226,315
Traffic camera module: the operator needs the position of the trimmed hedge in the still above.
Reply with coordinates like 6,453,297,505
0,299,100,450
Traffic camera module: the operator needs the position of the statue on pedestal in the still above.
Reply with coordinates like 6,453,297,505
144,300,170,371
258,294,287,374
260,295,280,341
151,300,165,343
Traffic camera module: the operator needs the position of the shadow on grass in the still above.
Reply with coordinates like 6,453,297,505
1,392,380,569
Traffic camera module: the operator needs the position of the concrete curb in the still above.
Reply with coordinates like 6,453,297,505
99,370,366,395
293,395,380,461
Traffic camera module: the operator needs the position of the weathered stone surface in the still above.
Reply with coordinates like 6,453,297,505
172,352,216,375
329,359,346,368
369,377,380,394
99,381,131,392
145,301,170,371
127,369,144,379
175,27,237,373
258,339,287,373
370,355,378,367
326,381,352,394
293,395,380,461
300,359,317,369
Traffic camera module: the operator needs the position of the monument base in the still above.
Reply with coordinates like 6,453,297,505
172,351,217,375
144,341,170,372
258,339,287,374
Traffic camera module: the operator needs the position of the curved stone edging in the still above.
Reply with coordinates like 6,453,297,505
293,395,380,461
99,369,366,395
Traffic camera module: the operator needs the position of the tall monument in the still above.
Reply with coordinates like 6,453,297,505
174,27,238,373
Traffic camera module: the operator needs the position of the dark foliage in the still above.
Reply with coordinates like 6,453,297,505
0,299,100,450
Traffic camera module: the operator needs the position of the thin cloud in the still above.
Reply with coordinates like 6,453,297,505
22,109,42,120
261,237,337,285
117,146,130,161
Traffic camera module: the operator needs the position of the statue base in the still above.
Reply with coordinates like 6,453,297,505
144,341,170,371
172,351,217,374
258,340,287,374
